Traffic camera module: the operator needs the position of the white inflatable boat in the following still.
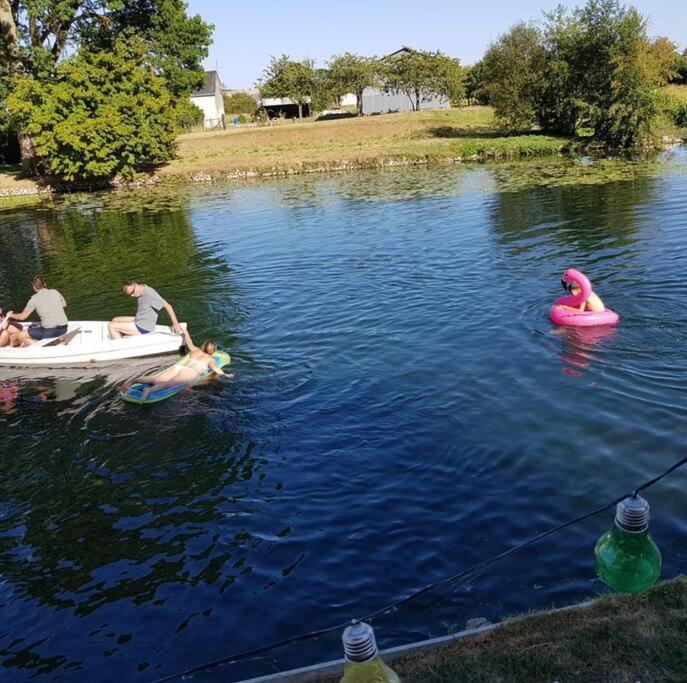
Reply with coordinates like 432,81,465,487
0,321,186,366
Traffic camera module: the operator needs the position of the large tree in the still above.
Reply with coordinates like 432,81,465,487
7,33,177,180
327,52,380,115
383,48,465,111
481,0,676,145
482,23,546,131
0,0,212,171
258,55,316,118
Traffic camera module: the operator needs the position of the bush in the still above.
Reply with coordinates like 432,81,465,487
174,99,205,129
7,34,176,180
223,91,259,117
673,103,687,127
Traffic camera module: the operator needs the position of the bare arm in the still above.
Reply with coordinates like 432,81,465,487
209,358,225,376
182,328,199,353
163,302,182,333
5,308,32,321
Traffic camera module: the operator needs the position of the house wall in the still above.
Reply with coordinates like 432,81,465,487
361,88,450,115
191,95,224,128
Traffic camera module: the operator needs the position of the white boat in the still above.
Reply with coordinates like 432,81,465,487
0,321,187,367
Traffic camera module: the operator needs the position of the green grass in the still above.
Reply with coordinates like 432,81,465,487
323,576,687,683
162,106,569,181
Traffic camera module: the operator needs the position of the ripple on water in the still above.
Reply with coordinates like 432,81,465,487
0,151,687,679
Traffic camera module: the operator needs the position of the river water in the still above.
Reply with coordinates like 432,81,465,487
0,149,686,681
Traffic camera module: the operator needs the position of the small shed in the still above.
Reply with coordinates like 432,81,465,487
190,71,226,129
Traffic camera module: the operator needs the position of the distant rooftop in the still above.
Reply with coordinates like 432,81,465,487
192,70,222,97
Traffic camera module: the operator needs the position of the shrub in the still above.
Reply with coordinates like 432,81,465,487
7,34,176,180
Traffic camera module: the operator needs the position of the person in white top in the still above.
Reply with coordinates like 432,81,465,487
0,275,68,347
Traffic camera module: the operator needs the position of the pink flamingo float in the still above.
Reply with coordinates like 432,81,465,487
550,268,619,327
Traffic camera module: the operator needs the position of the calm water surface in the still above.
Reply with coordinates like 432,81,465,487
0,150,686,680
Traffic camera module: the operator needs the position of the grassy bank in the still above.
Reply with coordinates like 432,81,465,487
2,102,685,196
161,107,568,182
328,576,687,682
0,106,569,195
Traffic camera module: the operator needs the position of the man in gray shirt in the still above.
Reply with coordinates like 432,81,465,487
108,280,182,339
1,275,69,346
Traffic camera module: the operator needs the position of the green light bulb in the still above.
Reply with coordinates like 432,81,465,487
340,621,401,683
594,494,661,594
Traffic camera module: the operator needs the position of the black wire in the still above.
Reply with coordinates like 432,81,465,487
154,457,687,683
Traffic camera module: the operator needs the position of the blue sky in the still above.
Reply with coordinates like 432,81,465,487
187,0,687,89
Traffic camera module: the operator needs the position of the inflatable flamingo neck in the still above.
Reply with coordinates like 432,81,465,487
557,268,592,307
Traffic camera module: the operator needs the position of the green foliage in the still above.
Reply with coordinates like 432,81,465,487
481,0,676,146
465,61,489,105
175,99,205,129
223,92,259,117
258,55,316,118
482,23,544,131
7,35,177,180
328,52,380,115
105,0,213,98
672,52,687,84
0,0,212,173
674,104,687,127
384,48,465,111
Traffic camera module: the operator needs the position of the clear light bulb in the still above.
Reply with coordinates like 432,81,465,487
339,621,401,683
594,494,661,594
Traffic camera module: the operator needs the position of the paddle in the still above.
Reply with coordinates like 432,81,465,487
44,327,81,347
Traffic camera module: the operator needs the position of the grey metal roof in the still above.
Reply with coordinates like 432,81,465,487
191,70,221,97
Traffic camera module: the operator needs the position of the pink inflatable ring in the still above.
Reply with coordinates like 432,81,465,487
550,268,619,327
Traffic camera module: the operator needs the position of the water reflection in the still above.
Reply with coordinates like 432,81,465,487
552,325,617,377
0,151,686,680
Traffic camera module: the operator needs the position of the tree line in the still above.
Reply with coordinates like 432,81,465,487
254,49,465,118
468,0,686,147
0,0,685,183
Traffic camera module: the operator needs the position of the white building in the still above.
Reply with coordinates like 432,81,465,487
190,71,225,129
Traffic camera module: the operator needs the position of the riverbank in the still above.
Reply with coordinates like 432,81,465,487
0,107,571,196
314,576,687,682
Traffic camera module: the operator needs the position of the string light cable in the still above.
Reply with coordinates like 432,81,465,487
154,454,687,683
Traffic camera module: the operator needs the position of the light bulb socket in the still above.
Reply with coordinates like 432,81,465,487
342,621,378,663
615,495,650,533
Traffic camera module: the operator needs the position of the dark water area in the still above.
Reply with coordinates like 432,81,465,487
0,149,686,681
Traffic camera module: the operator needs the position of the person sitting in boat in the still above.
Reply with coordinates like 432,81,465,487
0,275,68,346
0,308,23,347
121,328,229,402
562,280,606,313
108,280,182,339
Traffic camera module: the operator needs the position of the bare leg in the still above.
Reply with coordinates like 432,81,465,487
121,365,184,392
17,330,35,346
0,330,9,347
140,368,198,401
109,316,138,340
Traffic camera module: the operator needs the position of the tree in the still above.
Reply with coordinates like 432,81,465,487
258,55,316,118
482,23,546,131
465,61,489,105
223,92,259,117
572,0,675,145
327,52,380,115
0,0,212,169
481,0,676,145
384,48,465,111
7,34,177,181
